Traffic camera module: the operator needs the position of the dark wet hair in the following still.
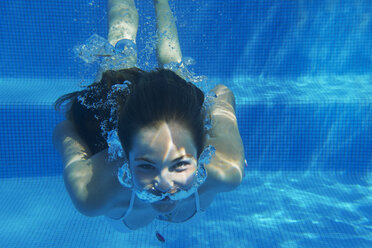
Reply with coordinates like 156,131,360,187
55,68,206,158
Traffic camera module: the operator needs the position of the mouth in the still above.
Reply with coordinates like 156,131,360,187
152,196,178,213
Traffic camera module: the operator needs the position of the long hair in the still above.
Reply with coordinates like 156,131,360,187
55,68,206,158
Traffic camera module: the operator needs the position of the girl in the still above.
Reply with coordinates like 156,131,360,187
53,0,245,233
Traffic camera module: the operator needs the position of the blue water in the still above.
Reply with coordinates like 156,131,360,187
0,0,371,247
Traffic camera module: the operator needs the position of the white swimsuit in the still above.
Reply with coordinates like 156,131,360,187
105,190,204,232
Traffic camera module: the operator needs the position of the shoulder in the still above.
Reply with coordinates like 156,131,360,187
63,149,131,217
202,149,244,193
209,84,236,110
53,120,92,166
53,120,130,217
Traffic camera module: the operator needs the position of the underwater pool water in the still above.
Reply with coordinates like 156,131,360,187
1,0,371,247
0,164,371,247
1,76,371,248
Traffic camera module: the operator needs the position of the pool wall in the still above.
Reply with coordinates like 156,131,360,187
1,1,371,78
1,79,371,183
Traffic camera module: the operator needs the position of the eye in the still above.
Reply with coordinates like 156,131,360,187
173,161,190,172
137,164,156,170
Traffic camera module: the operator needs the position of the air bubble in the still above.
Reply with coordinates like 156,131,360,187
107,129,124,161
74,34,136,70
73,34,115,64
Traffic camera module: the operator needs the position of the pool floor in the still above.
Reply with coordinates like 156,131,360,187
1,171,371,248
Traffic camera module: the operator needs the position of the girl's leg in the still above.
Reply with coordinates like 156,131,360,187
153,0,182,67
108,0,138,65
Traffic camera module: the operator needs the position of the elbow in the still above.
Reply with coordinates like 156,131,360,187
225,168,243,191
65,190,102,217
69,197,97,217
217,164,244,192
75,205,101,217
63,167,101,217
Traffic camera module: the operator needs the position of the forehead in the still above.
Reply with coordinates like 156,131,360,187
130,121,197,160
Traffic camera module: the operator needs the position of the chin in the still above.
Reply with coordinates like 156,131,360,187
151,198,178,213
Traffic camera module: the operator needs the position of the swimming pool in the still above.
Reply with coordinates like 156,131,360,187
0,0,371,247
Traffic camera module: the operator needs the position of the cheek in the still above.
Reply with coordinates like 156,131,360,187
176,167,197,186
132,169,155,188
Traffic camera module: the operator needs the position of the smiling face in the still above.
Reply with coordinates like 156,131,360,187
128,121,198,213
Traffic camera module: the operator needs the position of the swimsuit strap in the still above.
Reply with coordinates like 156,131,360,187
195,190,201,212
119,190,136,220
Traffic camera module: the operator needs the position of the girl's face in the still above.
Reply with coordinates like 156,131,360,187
129,121,198,213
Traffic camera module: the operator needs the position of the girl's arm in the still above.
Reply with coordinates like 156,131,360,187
204,84,245,192
53,120,127,216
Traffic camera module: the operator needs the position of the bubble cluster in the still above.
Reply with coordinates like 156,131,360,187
73,34,137,71
118,159,132,188
107,129,124,161
76,78,130,160
74,34,116,64
202,91,217,134
163,60,207,84
101,82,131,161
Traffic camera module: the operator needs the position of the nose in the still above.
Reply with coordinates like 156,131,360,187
154,170,174,193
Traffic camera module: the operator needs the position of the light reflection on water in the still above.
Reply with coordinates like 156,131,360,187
213,170,372,247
